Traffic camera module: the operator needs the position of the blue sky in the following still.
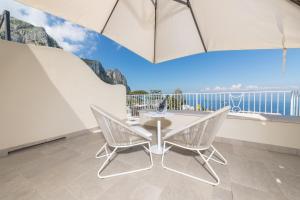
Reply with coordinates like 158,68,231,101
86,36,300,92
1,0,300,93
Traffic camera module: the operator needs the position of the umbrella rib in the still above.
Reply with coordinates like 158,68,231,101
187,0,208,52
150,0,156,6
173,0,188,6
154,0,157,63
290,0,300,6
101,0,120,34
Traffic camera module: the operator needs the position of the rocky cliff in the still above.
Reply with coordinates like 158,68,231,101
82,59,113,84
0,15,130,92
0,15,61,48
107,69,131,92
82,59,130,92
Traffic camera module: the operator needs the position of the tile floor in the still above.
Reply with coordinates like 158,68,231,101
0,132,300,200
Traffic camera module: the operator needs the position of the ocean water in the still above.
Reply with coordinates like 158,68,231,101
176,93,292,116
127,92,298,116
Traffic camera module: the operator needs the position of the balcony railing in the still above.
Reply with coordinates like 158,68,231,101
291,90,300,116
127,90,300,117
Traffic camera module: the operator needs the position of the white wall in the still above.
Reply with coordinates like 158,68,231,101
162,113,300,150
0,40,126,151
218,117,300,149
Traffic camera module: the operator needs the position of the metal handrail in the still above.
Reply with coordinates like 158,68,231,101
127,90,299,117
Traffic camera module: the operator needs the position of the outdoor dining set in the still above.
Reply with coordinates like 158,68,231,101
90,103,229,186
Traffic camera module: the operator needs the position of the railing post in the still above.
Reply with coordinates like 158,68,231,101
290,90,294,116
195,94,198,111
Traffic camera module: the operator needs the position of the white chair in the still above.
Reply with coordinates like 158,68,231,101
161,107,230,185
90,105,153,179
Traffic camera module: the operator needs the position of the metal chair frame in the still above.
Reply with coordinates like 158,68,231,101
161,141,227,185
161,107,229,185
96,141,153,179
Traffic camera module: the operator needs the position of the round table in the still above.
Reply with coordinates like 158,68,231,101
143,112,173,154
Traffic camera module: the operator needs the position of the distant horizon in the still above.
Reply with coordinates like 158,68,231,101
1,0,300,93
128,85,300,94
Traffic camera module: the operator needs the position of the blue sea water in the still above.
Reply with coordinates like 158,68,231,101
182,93,292,116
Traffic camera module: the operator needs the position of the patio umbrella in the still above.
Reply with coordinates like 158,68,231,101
17,0,300,63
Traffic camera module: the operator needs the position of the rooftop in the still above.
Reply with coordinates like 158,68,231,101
1,131,299,200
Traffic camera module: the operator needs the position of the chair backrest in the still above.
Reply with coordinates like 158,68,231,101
199,107,229,147
166,107,229,149
90,105,133,147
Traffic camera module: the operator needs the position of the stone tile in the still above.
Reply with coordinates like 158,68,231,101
263,151,300,176
99,177,162,200
272,171,300,200
0,148,43,176
213,141,234,157
231,144,273,163
67,169,127,200
232,183,279,200
212,187,233,200
114,146,152,169
134,156,173,189
18,155,62,179
159,172,215,200
0,169,20,185
162,146,195,169
1,132,299,200
40,187,79,200
0,173,44,200
227,154,285,198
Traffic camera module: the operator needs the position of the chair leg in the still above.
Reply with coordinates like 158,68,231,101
97,142,153,179
161,141,221,186
202,145,227,165
95,143,110,159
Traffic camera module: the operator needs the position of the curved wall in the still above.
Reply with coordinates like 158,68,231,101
0,40,126,152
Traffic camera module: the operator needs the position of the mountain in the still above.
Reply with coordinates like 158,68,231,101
0,14,130,92
106,69,131,92
0,15,60,48
82,59,130,92
82,59,113,84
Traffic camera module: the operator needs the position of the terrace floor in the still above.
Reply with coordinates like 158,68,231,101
1,131,300,200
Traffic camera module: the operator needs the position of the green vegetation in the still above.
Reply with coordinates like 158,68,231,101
129,90,149,95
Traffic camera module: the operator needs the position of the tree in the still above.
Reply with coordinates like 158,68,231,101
174,88,183,94
168,88,185,110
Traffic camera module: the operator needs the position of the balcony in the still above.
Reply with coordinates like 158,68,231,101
1,130,300,200
1,39,300,200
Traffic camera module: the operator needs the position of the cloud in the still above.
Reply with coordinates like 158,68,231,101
45,21,88,52
0,0,95,54
246,85,259,90
59,41,82,52
214,86,226,91
45,22,87,43
231,83,242,90
0,0,48,28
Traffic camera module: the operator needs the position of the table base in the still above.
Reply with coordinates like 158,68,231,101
150,144,164,155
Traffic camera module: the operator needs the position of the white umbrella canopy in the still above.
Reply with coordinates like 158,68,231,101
17,0,300,63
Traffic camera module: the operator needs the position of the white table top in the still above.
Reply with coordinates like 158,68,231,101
143,111,174,118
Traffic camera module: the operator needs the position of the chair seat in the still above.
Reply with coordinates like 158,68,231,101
130,126,152,140
166,137,209,150
113,134,147,146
